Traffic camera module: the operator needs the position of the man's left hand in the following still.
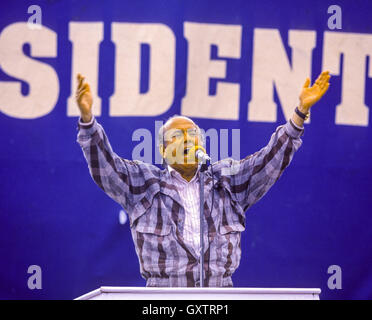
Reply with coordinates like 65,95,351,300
299,70,331,112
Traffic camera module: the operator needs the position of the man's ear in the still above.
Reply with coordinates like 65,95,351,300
159,144,165,158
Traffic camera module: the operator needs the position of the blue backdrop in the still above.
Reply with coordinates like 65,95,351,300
1,0,371,299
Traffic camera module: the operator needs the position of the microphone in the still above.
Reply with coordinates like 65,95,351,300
186,145,210,163
195,149,210,162
189,145,210,163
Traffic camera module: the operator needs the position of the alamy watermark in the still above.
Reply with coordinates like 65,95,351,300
27,265,42,290
27,5,42,30
327,264,342,290
327,5,342,30
131,121,241,175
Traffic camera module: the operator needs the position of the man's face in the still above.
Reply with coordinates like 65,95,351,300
162,117,201,171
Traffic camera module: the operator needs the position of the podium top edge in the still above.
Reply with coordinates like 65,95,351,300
100,286,321,294
75,287,321,300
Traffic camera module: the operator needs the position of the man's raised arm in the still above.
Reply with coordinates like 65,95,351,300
225,71,331,212
75,74,158,216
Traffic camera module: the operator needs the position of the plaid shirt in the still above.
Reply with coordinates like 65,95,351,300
77,118,303,287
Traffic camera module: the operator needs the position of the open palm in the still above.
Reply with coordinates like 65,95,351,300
76,73,93,116
300,71,330,111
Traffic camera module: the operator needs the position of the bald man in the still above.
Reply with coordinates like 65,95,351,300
76,71,330,287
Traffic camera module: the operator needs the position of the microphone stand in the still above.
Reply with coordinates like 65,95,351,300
199,160,209,287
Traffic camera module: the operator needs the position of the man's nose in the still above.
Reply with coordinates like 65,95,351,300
184,133,195,144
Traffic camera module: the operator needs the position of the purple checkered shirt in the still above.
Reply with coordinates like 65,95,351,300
77,117,303,287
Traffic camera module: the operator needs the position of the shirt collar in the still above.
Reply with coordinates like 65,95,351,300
167,164,200,184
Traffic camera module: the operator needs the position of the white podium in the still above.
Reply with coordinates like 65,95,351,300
75,287,321,300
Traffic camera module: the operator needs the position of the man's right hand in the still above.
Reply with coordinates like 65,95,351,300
76,73,93,123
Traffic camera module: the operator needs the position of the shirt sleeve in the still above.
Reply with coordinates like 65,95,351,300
225,119,304,212
76,117,152,212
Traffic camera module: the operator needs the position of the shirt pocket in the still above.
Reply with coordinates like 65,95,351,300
217,182,246,235
131,198,172,236
219,218,245,235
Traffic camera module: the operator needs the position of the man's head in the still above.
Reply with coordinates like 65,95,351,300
158,115,204,180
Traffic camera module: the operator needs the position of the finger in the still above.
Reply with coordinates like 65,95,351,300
320,75,331,89
316,71,328,83
76,89,89,103
320,83,330,96
323,82,330,93
76,88,89,102
77,83,89,96
317,72,327,88
79,85,91,97
76,87,84,99
319,70,329,79
82,83,90,94
76,84,88,98
77,75,85,91
77,79,83,92
303,77,311,88
316,73,324,83
81,83,89,91
321,71,330,81
319,77,325,89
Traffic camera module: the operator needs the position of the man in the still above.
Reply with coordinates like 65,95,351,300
76,71,330,287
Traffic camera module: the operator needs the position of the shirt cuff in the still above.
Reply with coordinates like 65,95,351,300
77,116,98,137
284,119,304,139
78,116,95,129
